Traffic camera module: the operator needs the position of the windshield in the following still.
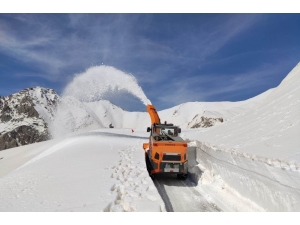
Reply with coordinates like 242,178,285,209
160,127,178,137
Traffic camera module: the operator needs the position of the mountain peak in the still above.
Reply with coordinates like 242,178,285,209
0,87,60,151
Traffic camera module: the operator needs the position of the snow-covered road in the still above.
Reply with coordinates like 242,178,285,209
0,129,222,212
2,117,299,212
153,174,220,212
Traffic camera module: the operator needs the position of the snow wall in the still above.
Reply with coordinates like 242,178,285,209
189,141,300,211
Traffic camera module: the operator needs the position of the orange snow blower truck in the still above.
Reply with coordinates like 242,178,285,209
143,105,188,180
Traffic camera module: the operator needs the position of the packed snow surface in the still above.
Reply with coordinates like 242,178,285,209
0,129,165,212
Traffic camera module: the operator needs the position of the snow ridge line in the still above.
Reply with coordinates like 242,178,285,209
197,142,300,191
191,141,300,173
17,139,72,170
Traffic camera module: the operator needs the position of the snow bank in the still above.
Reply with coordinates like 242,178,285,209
189,141,300,211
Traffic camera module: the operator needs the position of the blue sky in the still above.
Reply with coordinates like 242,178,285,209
0,13,300,111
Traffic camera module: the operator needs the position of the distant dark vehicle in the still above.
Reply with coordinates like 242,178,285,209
109,123,114,128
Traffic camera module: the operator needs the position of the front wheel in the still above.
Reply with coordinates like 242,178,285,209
149,174,156,180
145,153,155,179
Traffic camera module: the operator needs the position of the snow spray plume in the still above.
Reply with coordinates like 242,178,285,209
63,65,151,105
50,65,151,138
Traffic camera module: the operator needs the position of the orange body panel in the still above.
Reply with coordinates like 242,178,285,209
149,141,187,173
146,105,160,125
143,143,149,150
143,141,187,154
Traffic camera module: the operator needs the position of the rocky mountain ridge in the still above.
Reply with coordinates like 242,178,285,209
0,87,59,150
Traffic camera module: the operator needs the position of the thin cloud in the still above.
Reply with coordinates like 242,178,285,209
1,14,298,111
0,14,261,81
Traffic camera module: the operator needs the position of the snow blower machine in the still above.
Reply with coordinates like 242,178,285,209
143,105,188,180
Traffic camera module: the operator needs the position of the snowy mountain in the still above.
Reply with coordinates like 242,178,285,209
50,88,273,138
0,84,270,149
186,62,300,161
0,62,299,212
0,87,59,150
156,88,273,129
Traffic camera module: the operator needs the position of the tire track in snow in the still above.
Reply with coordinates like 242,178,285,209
153,174,221,212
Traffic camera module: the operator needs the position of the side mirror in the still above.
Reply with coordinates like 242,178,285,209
178,128,181,133
147,127,151,132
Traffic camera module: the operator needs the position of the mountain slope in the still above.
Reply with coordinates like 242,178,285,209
0,87,59,150
187,62,300,162
50,88,272,139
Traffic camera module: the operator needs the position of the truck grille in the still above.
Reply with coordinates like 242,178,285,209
162,154,181,161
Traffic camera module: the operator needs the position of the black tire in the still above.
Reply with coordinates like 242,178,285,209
149,174,156,180
145,153,150,173
145,153,155,179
